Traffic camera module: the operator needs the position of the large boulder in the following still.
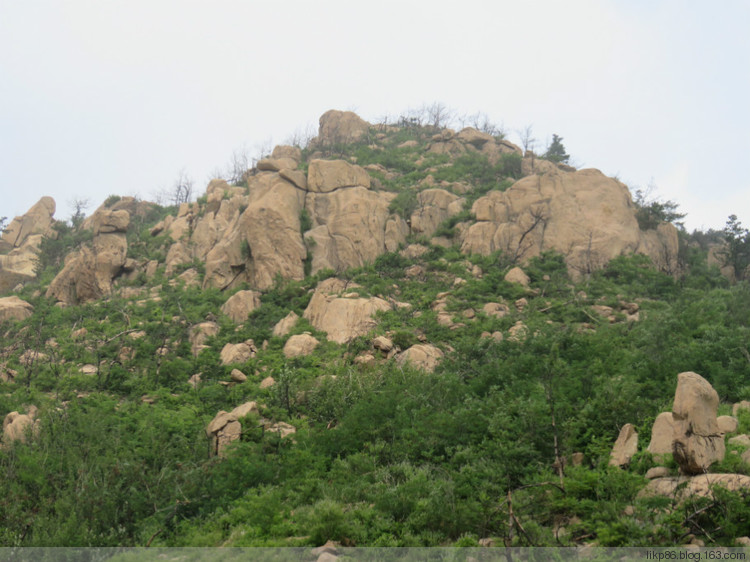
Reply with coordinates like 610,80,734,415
219,340,257,365
609,423,638,467
397,344,444,373
0,296,34,323
221,290,261,324
460,168,679,277
272,311,299,338
303,278,391,344
307,159,370,193
283,333,320,358
0,197,57,293
316,110,370,147
671,372,725,474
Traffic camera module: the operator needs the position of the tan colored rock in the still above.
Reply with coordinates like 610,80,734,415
0,296,33,323
189,321,219,357
92,209,130,235
400,244,429,259
609,423,638,467
188,373,202,388
354,351,376,366
80,364,97,376
316,109,370,146
305,187,403,274
265,421,296,439
672,372,725,474
257,157,297,172
373,336,394,352
729,434,750,447
46,226,129,304
397,344,444,373
640,473,750,500
718,415,739,434
205,402,259,456
507,321,528,342
2,408,38,445
271,145,302,164
0,197,57,292
482,302,510,318
307,159,370,193
481,331,504,343
514,298,528,313
645,467,670,479
221,290,261,324
230,369,247,383
504,267,530,287
220,340,257,365
648,412,676,459
457,127,493,147
273,311,299,338
733,401,750,416
461,168,679,278
303,278,391,344
283,333,320,358
260,376,275,389
409,189,465,239
279,169,307,190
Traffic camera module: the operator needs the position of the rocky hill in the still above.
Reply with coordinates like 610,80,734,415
0,110,748,549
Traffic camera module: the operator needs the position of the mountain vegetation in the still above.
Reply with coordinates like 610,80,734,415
0,109,749,549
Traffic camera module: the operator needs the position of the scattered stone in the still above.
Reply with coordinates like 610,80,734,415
220,340,257,365
717,415,739,434
80,364,98,376
230,369,248,383
2,408,39,445
354,351,376,366
397,344,444,373
504,267,530,287
648,412,676,460
514,297,528,312
728,434,750,447
189,321,219,357
372,336,394,353
609,423,638,467
273,311,299,338
221,290,261,324
260,376,275,389
733,401,750,416
641,473,750,500
507,321,528,343
482,302,509,318
188,373,202,388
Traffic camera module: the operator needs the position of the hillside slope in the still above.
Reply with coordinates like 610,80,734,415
0,111,749,548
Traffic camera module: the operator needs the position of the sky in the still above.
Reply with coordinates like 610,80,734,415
1,1,748,232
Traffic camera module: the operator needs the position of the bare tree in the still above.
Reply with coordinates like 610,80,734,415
171,169,194,206
464,112,505,138
426,102,455,129
68,197,91,229
226,146,252,185
517,125,537,155
284,123,316,149
511,206,549,263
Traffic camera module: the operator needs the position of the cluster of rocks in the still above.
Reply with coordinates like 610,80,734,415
610,372,750,500
2,406,39,447
205,401,295,457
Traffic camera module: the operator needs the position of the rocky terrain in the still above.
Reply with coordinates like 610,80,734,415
0,109,748,549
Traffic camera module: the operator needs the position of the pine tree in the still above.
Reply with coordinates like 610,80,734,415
544,134,570,164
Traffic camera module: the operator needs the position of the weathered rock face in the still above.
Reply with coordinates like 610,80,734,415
305,187,406,274
273,311,299,338
0,197,57,293
609,423,638,467
460,169,679,278
46,210,130,304
221,290,261,324
303,278,391,344
409,189,465,239
316,109,370,147
307,159,370,193
0,296,34,323
671,372,725,474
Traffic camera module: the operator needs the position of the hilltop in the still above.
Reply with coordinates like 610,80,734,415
0,110,749,549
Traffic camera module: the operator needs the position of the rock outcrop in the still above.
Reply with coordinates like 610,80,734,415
46,207,131,304
409,189,464,239
315,109,370,147
205,402,259,457
671,372,725,474
641,473,750,500
0,296,34,323
303,278,391,344
460,168,679,278
0,197,57,293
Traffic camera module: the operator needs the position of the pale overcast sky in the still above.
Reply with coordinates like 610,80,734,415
1,1,748,232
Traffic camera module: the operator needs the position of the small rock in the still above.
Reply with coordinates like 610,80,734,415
260,376,275,389
718,415,739,434
230,369,247,383
645,467,670,479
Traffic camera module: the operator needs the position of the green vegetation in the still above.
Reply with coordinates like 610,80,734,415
1,116,749,549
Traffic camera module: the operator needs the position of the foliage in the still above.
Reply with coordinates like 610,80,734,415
633,187,686,230
543,134,570,164
718,214,750,281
